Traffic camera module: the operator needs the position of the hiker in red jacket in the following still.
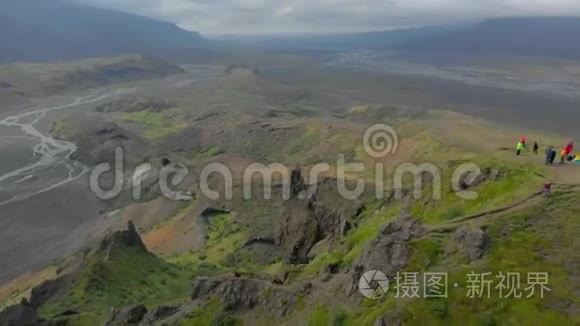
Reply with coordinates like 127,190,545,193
542,182,552,197
565,141,574,157
520,136,527,148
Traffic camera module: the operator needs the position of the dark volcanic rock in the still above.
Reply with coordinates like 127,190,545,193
94,221,159,264
29,275,74,309
457,167,504,190
191,276,297,317
220,278,261,310
289,167,307,198
161,157,171,167
275,199,345,263
0,300,40,326
346,215,425,296
105,305,147,326
142,305,179,324
0,299,68,326
99,221,147,256
191,277,223,299
275,200,322,263
453,227,490,261
275,169,363,264
356,215,425,273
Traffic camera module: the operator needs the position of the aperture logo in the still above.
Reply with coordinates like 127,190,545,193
359,270,389,299
363,124,399,158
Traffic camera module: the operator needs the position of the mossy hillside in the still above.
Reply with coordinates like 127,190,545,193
38,246,191,324
168,213,249,275
296,159,544,279
264,122,361,165
119,109,187,139
339,189,579,325
410,159,545,223
309,306,354,326
28,142,568,325
181,298,242,326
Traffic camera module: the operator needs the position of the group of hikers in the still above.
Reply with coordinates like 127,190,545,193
515,137,576,197
515,136,575,165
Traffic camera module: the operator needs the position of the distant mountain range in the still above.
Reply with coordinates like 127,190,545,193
399,17,580,60
3,2,580,64
0,0,206,63
227,17,580,61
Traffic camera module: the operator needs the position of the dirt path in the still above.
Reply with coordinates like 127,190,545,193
550,164,580,185
428,184,580,233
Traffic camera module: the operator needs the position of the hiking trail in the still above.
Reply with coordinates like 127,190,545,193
428,184,580,233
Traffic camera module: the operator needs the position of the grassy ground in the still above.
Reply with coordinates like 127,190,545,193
309,188,579,325
181,298,242,325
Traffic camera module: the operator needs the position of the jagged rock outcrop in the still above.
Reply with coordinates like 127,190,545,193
452,227,490,261
457,167,505,190
1,221,153,325
276,200,321,263
356,215,425,273
191,276,298,317
346,215,425,296
29,275,75,309
99,221,148,259
141,305,179,325
289,167,307,197
275,168,355,263
105,305,147,326
191,277,222,300
0,299,40,326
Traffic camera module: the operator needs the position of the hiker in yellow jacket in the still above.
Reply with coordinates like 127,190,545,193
516,141,525,156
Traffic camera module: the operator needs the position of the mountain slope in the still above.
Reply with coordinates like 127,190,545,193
0,55,184,106
399,17,580,59
0,0,205,63
5,222,193,325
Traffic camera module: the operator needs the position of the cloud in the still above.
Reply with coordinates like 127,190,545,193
75,0,580,34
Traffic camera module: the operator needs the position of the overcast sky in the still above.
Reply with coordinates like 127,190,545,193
76,0,580,34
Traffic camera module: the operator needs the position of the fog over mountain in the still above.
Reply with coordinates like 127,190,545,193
75,0,580,34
